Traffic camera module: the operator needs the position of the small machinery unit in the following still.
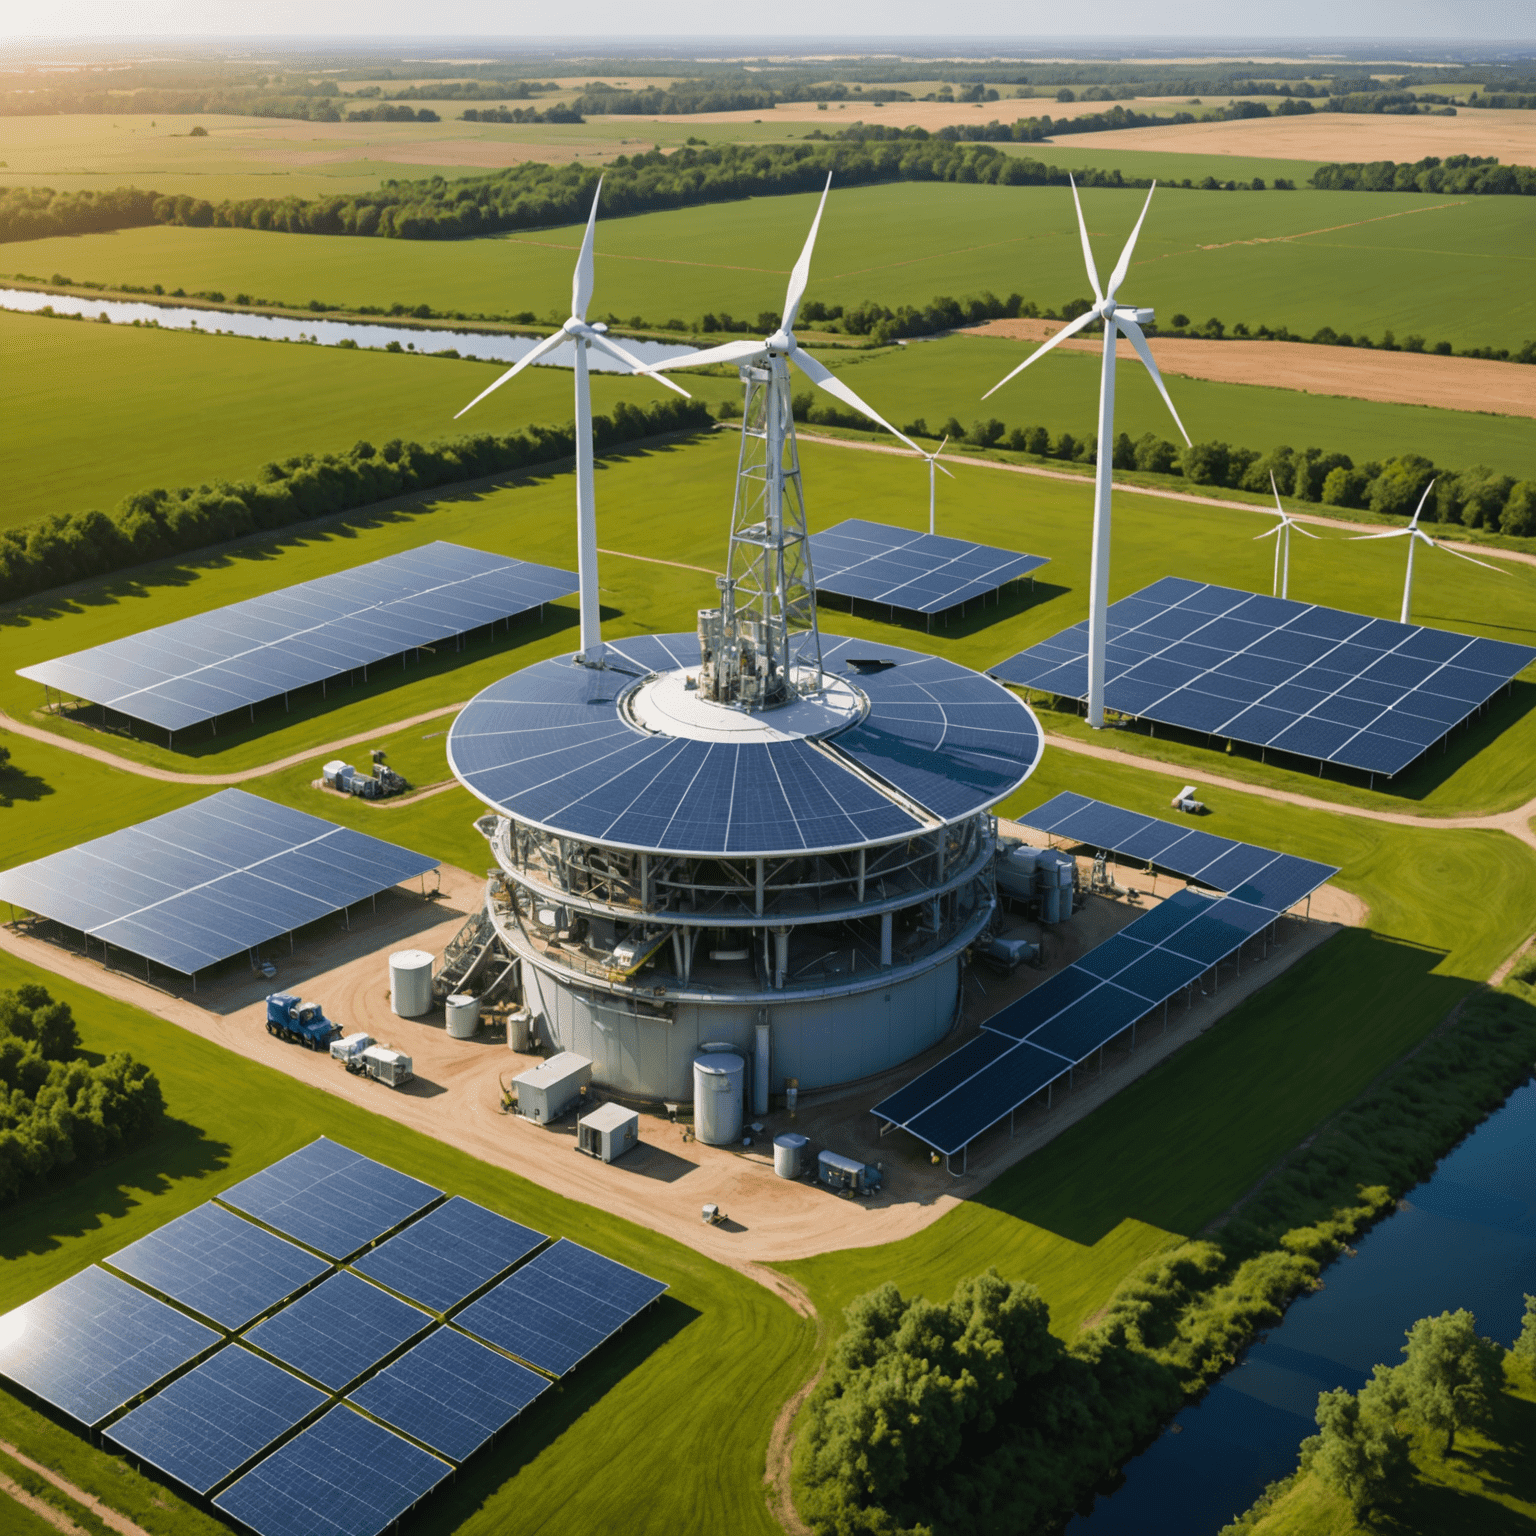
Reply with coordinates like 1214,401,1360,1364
510,1051,592,1125
994,841,1077,923
817,1149,884,1195
577,1102,640,1163
322,750,408,800
349,1045,414,1088
265,993,342,1051
330,1031,374,1064
976,934,1040,976
1171,785,1207,815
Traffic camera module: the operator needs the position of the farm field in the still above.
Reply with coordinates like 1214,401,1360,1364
8,180,1535,352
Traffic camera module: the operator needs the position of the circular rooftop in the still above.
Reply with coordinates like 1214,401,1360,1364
447,631,1042,859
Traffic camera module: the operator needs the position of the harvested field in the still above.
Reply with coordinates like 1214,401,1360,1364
1058,106,1536,167
963,318,1536,418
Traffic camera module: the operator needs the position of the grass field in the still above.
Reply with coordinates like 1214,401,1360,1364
0,948,815,1536
8,181,1534,352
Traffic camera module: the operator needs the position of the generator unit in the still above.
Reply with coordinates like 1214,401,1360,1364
510,1051,591,1124
330,1032,374,1064
817,1149,884,1195
577,1102,640,1163
349,1045,413,1088
322,751,408,800
265,993,342,1051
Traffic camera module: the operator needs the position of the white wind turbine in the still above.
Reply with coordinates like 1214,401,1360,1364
984,178,1191,728
920,435,955,534
454,178,688,667
1349,481,1506,623
1254,471,1319,599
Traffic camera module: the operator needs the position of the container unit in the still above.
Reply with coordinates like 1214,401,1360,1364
444,993,480,1039
995,843,1039,900
358,1046,413,1088
330,1031,373,1064
692,1053,745,1147
817,1149,882,1193
512,1051,591,1124
390,950,434,1018
773,1132,809,1179
577,1102,640,1163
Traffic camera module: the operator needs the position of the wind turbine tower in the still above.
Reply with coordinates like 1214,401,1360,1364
1255,472,1319,599
921,435,954,535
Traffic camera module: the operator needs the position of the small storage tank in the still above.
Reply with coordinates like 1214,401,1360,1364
507,1005,533,1052
390,950,434,1017
996,844,1039,899
692,1052,745,1146
773,1132,809,1180
578,1102,640,1163
444,993,480,1039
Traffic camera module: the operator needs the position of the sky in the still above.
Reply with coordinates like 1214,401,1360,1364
1,1,1532,42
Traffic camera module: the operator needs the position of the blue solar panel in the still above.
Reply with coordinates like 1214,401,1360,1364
106,1345,325,1494
0,1267,217,1427
242,1272,433,1391
993,581,1534,777
352,1197,547,1313
106,1203,330,1330
18,542,578,734
808,519,1049,615
348,1327,552,1463
218,1139,441,1262
448,632,1042,855
214,1404,450,1536
0,789,439,974
455,1239,667,1377
1018,793,1338,913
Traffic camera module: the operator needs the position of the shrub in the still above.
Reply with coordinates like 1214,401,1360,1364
1500,480,1536,536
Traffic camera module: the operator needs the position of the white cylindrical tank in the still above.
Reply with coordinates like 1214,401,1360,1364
507,1005,533,1052
773,1132,808,1179
390,950,434,1017
693,1052,745,1146
445,993,480,1038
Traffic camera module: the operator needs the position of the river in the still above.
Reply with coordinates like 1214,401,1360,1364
1071,1077,1536,1533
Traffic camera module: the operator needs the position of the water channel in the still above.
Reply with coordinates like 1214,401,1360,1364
0,287,697,372
1071,1077,1536,1532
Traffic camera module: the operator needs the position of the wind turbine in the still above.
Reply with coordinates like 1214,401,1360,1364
454,178,688,667
1349,481,1506,624
1254,471,1319,599
921,435,954,535
983,178,1191,728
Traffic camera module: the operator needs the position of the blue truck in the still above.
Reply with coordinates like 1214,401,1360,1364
265,993,343,1051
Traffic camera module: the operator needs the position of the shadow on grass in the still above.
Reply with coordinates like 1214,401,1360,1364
0,1118,232,1264
1468,1387,1536,1505
0,762,52,808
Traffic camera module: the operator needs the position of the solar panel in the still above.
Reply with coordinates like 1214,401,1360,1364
0,789,439,975
105,1202,330,1330
242,1271,434,1391
106,1345,325,1495
808,519,1049,616
455,1238,667,1377
18,542,579,734
992,578,1535,777
214,1404,450,1536
347,1327,552,1463
1020,793,1338,912
448,632,1042,855
0,1267,217,1427
352,1196,547,1313
220,1139,442,1263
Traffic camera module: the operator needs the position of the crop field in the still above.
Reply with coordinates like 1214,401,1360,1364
8,180,1535,352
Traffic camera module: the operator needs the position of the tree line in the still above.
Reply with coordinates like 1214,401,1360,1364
0,396,710,605
0,985,165,1207
1313,153,1536,194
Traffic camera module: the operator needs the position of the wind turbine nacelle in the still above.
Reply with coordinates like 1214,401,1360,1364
1114,307,1155,326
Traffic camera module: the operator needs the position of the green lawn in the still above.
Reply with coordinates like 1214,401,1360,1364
7,181,1533,351
0,947,815,1536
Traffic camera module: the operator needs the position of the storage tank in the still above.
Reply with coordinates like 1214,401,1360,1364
692,1052,745,1146
444,993,480,1039
996,844,1039,899
390,950,434,1017
507,1005,533,1052
773,1132,809,1179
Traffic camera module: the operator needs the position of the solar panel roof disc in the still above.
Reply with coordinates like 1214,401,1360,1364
214,1403,450,1536
106,1344,326,1495
242,1272,434,1392
0,1266,218,1427
348,1328,551,1464
1026,984,1150,1064
106,1203,330,1331
353,1197,547,1313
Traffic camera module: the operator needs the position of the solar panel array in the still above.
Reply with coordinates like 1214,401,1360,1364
18,541,579,734
456,1238,669,1378
0,789,438,975
1020,793,1338,913
448,631,1042,856
992,577,1536,777
807,519,1049,616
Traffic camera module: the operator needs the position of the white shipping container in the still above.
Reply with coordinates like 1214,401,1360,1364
512,1051,591,1124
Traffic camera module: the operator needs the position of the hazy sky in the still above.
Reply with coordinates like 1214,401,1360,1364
2,1,1531,42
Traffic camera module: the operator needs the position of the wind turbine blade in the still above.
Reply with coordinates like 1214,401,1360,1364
783,173,832,332
589,333,691,397
1269,469,1286,519
1290,522,1321,538
1105,181,1156,299
981,309,1099,400
650,338,768,371
1069,176,1103,306
1348,528,1410,541
791,347,919,452
1117,316,1191,445
1408,479,1436,529
936,434,949,455
572,178,602,322
453,330,567,418
1432,539,1507,574
936,463,957,480
1252,526,1281,541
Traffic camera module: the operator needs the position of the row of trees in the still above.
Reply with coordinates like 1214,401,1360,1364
344,104,439,123
461,104,583,124
1313,154,1536,195
0,985,165,1206
0,395,710,605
